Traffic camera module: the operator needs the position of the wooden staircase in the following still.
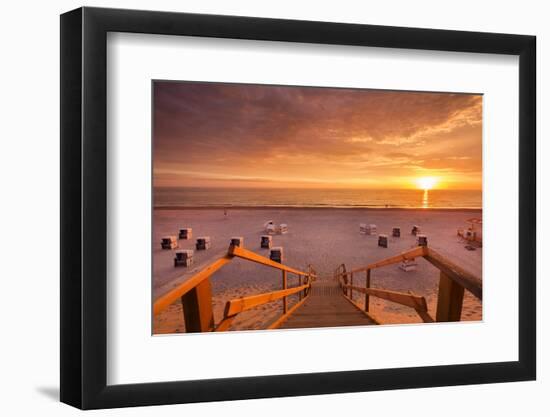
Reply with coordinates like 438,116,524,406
153,245,482,332
278,279,375,329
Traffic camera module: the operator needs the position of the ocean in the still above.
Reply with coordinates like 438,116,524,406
154,187,482,209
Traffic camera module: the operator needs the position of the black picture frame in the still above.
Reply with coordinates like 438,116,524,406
60,6,536,410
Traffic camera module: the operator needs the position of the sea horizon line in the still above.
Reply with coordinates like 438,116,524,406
153,205,482,211
153,186,482,191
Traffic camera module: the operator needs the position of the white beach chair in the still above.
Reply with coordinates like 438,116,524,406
399,259,418,272
266,224,276,235
366,224,377,235
279,224,288,234
359,223,368,234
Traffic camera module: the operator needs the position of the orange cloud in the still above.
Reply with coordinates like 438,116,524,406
154,82,482,189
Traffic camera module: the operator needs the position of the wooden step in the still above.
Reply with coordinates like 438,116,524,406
277,281,375,329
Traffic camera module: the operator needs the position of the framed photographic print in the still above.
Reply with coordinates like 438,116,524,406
60,7,536,409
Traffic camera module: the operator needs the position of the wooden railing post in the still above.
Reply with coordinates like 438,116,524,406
350,272,354,301
345,273,348,296
181,278,214,332
156,247,322,333
342,264,347,296
282,270,288,314
436,271,465,321
365,269,371,312
298,275,302,300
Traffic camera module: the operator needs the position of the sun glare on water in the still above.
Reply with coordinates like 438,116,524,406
416,176,438,190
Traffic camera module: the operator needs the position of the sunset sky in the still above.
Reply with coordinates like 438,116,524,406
153,82,482,190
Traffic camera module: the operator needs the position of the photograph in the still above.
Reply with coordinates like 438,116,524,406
152,81,483,334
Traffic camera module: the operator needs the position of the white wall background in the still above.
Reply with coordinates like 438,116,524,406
0,0,546,415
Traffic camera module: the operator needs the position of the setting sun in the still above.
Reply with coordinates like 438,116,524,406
416,176,438,190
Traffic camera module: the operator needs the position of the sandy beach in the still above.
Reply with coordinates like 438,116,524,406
153,208,482,333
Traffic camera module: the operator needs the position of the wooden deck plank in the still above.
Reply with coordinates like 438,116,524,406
278,281,375,329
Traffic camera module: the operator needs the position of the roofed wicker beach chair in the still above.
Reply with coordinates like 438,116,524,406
230,236,244,247
174,249,194,267
261,235,272,249
196,236,211,250
378,234,388,248
457,218,483,244
270,247,284,263
161,235,178,250
417,234,428,247
178,228,192,240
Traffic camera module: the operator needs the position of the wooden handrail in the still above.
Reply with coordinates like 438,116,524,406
336,245,482,323
337,246,426,277
334,263,346,276
215,284,311,332
154,244,315,332
342,284,433,323
153,255,233,316
155,241,481,331
224,284,310,317
229,245,315,277
342,285,426,310
335,246,482,301
424,248,482,300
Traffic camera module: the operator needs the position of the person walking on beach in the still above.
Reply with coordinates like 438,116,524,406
224,207,228,219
